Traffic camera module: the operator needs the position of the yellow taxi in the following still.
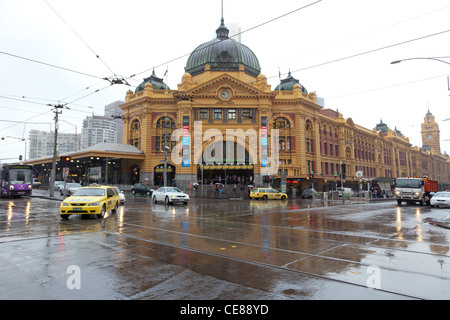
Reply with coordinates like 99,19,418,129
60,186,120,219
250,187,288,200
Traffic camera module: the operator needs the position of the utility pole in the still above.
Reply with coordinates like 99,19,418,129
49,104,64,197
163,118,169,187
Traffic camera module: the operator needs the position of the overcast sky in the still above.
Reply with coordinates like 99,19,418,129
1,0,449,163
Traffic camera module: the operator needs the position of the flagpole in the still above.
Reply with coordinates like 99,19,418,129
164,66,168,88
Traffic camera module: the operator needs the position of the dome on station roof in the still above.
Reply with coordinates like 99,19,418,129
184,18,261,77
275,71,308,93
375,119,389,133
135,69,170,93
421,144,432,152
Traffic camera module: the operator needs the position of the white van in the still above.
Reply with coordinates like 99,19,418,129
336,187,352,197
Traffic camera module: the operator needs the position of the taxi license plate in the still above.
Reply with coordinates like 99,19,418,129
73,207,82,211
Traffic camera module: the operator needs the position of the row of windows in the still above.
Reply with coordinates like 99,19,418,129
321,142,339,157
198,108,252,120
321,162,378,178
137,114,294,128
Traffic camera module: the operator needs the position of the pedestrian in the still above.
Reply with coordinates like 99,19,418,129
219,186,223,199
233,184,237,196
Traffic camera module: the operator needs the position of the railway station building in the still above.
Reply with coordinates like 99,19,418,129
26,17,450,193
118,18,450,192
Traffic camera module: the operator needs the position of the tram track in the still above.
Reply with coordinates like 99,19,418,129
3,199,449,277
126,200,450,261
104,222,424,300
1,197,448,299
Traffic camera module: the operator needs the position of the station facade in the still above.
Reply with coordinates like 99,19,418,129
119,18,450,192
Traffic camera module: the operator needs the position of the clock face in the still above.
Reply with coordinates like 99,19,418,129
426,134,433,140
220,90,230,100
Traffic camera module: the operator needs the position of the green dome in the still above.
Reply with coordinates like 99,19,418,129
135,69,170,93
185,19,261,77
275,71,308,93
375,119,389,133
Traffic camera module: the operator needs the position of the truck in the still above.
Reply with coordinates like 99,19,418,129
394,177,438,206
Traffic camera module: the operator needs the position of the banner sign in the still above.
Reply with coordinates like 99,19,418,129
261,116,268,167
182,116,190,167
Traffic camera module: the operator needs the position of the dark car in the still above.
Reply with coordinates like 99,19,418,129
301,188,316,199
131,183,154,196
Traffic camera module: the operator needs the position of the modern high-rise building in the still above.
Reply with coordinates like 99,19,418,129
226,22,241,43
104,100,124,144
28,130,80,159
81,116,118,149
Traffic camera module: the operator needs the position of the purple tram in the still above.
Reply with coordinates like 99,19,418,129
1,164,33,197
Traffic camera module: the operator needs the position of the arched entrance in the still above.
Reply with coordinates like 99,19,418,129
197,140,254,185
154,164,176,186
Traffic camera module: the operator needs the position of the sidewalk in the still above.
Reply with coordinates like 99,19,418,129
29,189,64,201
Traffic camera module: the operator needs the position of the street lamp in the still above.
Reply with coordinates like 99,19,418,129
391,56,450,66
391,56,450,93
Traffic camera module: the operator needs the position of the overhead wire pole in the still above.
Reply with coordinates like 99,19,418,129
49,104,64,197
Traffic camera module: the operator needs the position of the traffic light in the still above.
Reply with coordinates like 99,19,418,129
263,176,273,184
309,173,314,179
60,156,71,166
340,163,346,179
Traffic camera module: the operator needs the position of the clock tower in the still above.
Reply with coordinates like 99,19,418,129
421,109,440,153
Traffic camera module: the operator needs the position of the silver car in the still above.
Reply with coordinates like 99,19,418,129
430,192,450,208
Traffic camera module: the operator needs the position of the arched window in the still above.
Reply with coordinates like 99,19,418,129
155,116,175,152
273,117,290,128
156,117,175,128
346,146,352,159
130,119,141,149
273,117,291,151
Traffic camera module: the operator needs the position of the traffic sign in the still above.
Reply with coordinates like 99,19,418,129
63,167,69,178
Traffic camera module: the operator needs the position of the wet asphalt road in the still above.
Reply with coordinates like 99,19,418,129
1,191,450,301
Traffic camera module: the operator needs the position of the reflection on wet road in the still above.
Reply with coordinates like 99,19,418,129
1,195,449,299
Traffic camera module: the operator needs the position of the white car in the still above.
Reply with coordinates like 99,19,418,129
114,187,125,204
152,187,189,205
430,192,450,208
60,183,82,196
54,181,65,191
